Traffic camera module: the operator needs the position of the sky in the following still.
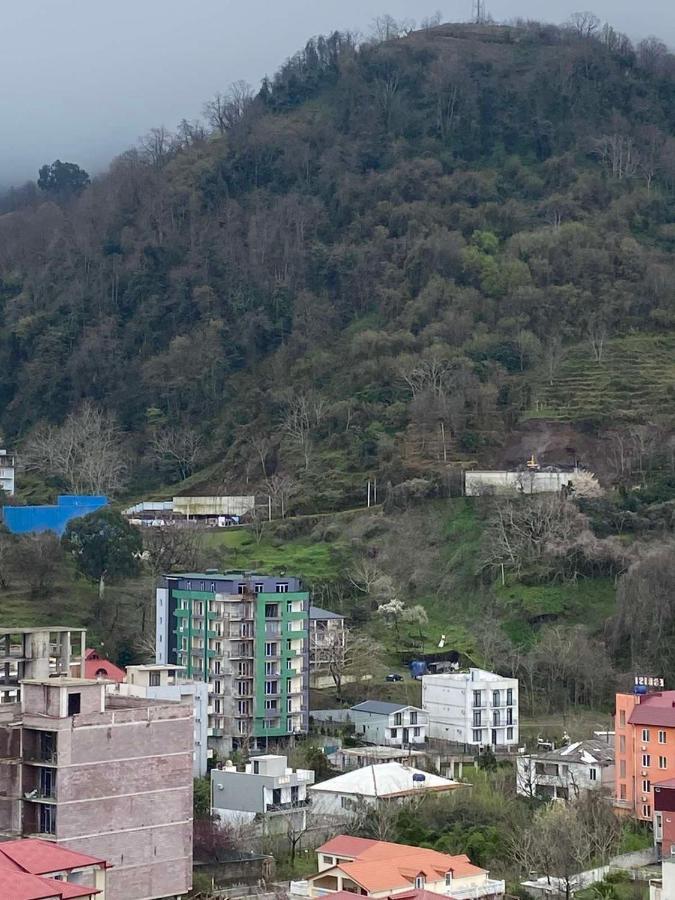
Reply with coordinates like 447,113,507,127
1,0,673,188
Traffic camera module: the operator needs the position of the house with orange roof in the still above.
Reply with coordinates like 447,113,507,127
0,836,106,899
307,836,505,900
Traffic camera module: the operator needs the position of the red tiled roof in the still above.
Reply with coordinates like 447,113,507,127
0,839,106,876
0,868,99,900
317,836,380,858
0,869,60,900
47,879,99,898
83,649,126,682
628,692,675,728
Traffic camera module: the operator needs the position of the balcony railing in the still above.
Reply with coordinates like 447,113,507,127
265,797,311,812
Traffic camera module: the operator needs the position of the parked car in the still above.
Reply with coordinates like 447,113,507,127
385,673,403,682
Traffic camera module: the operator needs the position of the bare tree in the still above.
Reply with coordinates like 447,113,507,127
203,81,254,134
347,557,384,595
10,532,62,596
139,126,175,168
311,626,375,699
586,317,609,363
593,134,640,181
281,392,326,470
265,473,298,519
23,401,128,496
566,11,601,39
151,425,202,481
249,506,267,545
143,524,204,577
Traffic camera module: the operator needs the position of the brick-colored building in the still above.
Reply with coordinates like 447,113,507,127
615,689,675,821
654,779,675,859
0,677,193,900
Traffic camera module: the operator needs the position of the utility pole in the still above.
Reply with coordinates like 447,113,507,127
472,0,485,23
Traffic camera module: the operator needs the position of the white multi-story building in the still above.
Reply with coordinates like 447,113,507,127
0,449,16,496
422,668,518,748
113,664,210,777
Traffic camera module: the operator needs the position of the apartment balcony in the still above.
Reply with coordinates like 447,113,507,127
208,728,224,738
265,797,311,813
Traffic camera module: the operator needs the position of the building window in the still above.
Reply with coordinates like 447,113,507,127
255,583,264,593
492,710,500,727
265,642,278,657
620,735,626,753
264,681,278,695
660,756,668,769
275,583,289,593
620,783,626,800
473,710,482,727
410,711,417,725
620,710,626,727
643,779,651,793
265,604,279,618
506,688,513,706
620,760,626,778
265,662,278,676
149,672,160,687
643,754,651,767
589,768,597,781
415,876,425,890
38,804,56,835
643,804,651,818
322,856,334,866
493,690,500,707
238,583,246,594
390,728,398,739
414,727,420,737
265,699,278,711
507,727,514,741
643,729,651,742
67,693,81,716
660,731,667,744
445,873,453,887
473,729,482,743
507,707,513,726
473,690,482,708
340,796,351,809
394,713,402,726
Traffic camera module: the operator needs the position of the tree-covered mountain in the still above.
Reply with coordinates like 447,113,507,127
1,18,674,505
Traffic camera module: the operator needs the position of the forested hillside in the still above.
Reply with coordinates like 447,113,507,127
1,18,674,508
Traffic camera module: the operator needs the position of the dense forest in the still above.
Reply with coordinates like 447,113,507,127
0,16,674,509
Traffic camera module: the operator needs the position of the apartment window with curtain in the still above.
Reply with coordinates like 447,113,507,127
643,729,651,742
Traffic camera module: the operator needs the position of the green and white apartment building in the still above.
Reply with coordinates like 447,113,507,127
156,571,309,755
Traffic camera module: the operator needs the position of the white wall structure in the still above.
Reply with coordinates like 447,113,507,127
516,740,615,800
172,496,255,517
423,669,518,748
651,859,675,900
465,469,580,496
112,664,210,776
0,449,15,496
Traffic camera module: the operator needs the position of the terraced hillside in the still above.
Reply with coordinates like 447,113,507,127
527,334,675,424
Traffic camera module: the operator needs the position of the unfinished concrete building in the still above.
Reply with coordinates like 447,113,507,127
0,628,87,702
0,676,193,900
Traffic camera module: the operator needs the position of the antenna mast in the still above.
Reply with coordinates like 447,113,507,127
472,0,485,23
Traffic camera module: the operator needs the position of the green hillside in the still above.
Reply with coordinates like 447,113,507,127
0,19,674,511
527,334,675,423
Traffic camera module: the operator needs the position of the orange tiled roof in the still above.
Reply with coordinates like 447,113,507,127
314,836,485,893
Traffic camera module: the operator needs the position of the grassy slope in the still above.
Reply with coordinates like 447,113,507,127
526,333,675,424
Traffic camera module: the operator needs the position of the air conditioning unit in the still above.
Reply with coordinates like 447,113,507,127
642,770,649,776
642,745,648,751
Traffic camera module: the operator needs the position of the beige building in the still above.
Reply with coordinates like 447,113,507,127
0,676,193,900
307,835,505,900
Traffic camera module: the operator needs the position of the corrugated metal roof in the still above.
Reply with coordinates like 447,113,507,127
309,606,345,620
